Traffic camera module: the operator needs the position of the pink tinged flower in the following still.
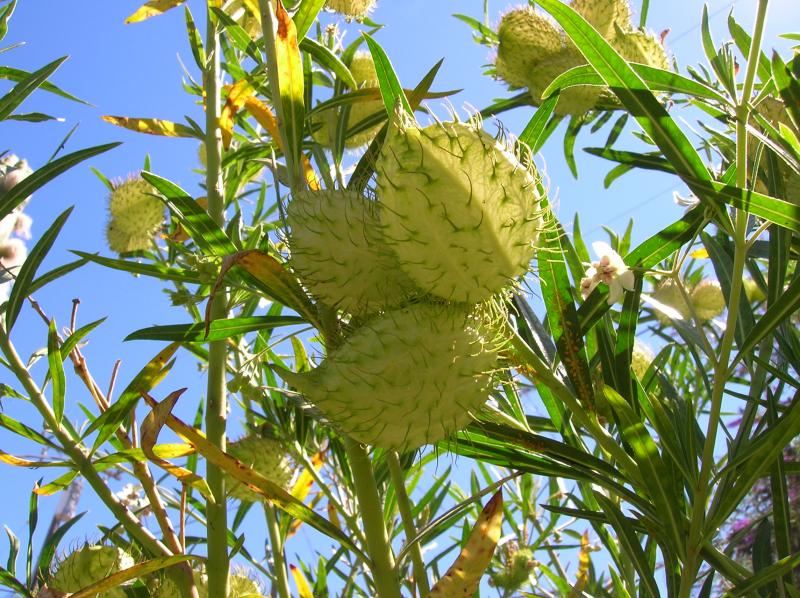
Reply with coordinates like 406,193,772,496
582,242,635,305
13,213,32,240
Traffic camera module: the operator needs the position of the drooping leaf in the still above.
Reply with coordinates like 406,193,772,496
101,115,199,138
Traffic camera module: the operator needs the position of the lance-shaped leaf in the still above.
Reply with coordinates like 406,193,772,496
0,56,67,121
46,320,66,425
427,491,503,597
125,315,304,342
290,564,314,598
101,115,199,138
140,391,367,560
126,0,187,23
140,389,213,499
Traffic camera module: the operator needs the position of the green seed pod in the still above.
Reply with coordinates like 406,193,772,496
325,0,376,19
652,279,691,324
376,113,543,303
277,302,503,452
570,0,632,39
311,52,384,148
495,7,564,88
490,548,536,592
631,339,655,379
287,188,416,314
105,220,154,253
105,178,164,254
691,279,726,321
227,435,293,502
51,545,134,597
524,48,610,115
613,30,670,70
152,568,265,598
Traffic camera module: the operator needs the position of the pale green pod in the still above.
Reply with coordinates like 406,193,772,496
526,48,606,115
376,114,543,303
570,0,632,39
277,303,503,452
613,30,670,70
108,178,163,231
495,7,564,88
287,188,416,314
690,279,726,321
226,435,293,502
631,339,655,379
152,567,265,598
652,279,691,324
51,545,134,597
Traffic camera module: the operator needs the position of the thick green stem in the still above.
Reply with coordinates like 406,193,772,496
265,504,292,598
680,2,769,594
344,438,402,598
0,325,170,558
203,7,229,598
387,453,430,597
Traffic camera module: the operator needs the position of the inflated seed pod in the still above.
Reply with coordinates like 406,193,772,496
105,177,164,253
690,279,726,321
226,435,293,502
50,545,134,597
152,567,265,598
325,0,376,19
287,188,416,314
376,112,543,303
613,30,670,70
526,48,605,115
494,7,564,88
652,279,691,324
277,302,503,452
569,0,632,39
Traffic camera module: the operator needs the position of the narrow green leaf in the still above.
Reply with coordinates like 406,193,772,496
71,251,202,284
46,320,66,425
0,1,17,42
0,143,119,221
730,552,800,596
728,13,771,85
772,52,800,131
361,32,411,116
4,525,18,575
0,56,67,120
183,5,205,70
584,147,672,174
563,114,582,178
0,566,30,598
300,37,357,89
125,315,305,342
25,487,37,586
0,66,91,105
140,172,236,256
293,0,327,40
28,257,89,296
0,413,56,448
59,318,105,361
519,94,559,153
5,208,72,332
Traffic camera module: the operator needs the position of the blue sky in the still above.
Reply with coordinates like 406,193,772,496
1,0,797,591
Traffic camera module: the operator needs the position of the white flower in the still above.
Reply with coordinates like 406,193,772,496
580,241,635,305
673,190,699,210
115,483,150,514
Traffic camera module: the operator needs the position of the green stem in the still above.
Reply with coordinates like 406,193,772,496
0,325,170,559
343,438,402,598
265,503,291,598
680,2,769,594
387,453,430,597
203,7,229,597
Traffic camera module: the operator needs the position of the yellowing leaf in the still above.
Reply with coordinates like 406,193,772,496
102,115,198,138
428,490,503,597
690,248,710,259
272,0,305,178
290,564,314,598
290,449,324,501
125,0,187,24
220,80,256,149
34,471,79,496
0,449,66,468
569,530,592,596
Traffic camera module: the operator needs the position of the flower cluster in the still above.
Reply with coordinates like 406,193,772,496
0,154,34,302
580,241,635,305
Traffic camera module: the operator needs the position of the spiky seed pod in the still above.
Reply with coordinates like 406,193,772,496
495,7,564,88
152,568,265,598
287,188,416,314
691,279,726,321
569,0,632,39
631,339,655,379
525,48,609,115
325,0,376,19
105,178,164,254
490,548,536,591
226,435,293,502
377,113,543,303
652,279,691,324
50,546,134,597
277,302,504,452
311,52,384,148
613,30,670,70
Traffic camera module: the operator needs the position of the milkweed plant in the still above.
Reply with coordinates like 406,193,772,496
0,0,798,596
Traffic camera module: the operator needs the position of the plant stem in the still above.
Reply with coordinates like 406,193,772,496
343,438,402,598
387,453,430,597
203,6,229,597
0,325,171,559
265,503,292,598
680,2,769,594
